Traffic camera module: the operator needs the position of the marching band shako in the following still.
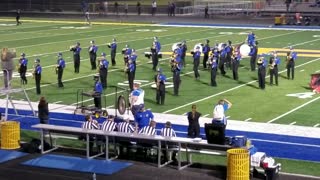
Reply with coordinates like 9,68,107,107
192,43,203,54
217,43,227,52
239,44,251,57
171,42,182,51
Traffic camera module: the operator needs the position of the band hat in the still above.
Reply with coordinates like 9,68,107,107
133,81,141,85
57,52,62,57
76,42,80,46
21,53,25,57
34,58,40,63
90,40,95,44
157,68,162,72
101,52,106,56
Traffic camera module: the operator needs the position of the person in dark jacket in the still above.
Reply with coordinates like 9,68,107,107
38,97,49,124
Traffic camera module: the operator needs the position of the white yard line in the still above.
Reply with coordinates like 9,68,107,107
69,70,195,106
203,114,210,117
244,118,252,122
163,57,320,114
289,121,296,125
268,95,320,123
106,105,114,108
52,101,62,104
299,69,305,72
0,26,135,43
250,138,320,148
314,124,320,127
226,116,230,119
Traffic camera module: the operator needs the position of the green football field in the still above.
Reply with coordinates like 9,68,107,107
1,18,320,128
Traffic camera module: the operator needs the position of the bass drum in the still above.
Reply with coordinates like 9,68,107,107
239,44,251,57
117,95,126,115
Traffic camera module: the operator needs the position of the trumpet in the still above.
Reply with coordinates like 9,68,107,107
70,45,76,50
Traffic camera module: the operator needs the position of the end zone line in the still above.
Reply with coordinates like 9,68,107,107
163,57,320,114
268,96,320,123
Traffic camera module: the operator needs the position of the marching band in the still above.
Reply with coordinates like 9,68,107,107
8,30,300,109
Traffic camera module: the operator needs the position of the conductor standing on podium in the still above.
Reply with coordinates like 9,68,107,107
93,75,103,109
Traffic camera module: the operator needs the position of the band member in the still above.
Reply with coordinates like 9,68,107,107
232,48,241,81
187,104,201,138
34,59,42,95
88,40,98,70
130,82,145,116
130,49,138,79
99,52,109,89
246,31,256,46
19,53,28,85
193,46,201,79
202,39,210,69
151,37,161,71
123,44,132,66
219,44,227,76
56,53,66,88
209,54,218,86
154,68,166,105
181,40,187,67
70,42,82,73
173,44,182,67
16,9,22,25
108,38,117,66
249,42,258,71
225,40,233,70
286,46,298,80
172,60,181,96
257,56,267,90
93,75,103,109
126,59,135,91
269,51,281,86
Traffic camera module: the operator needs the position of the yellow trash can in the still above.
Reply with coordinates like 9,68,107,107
0,121,20,149
227,148,250,180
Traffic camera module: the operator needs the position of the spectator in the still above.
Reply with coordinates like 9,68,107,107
117,115,136,158
104,1,108,15
101,115,117,132
172,2,176,16
81,115,99,153
114,1,119,15
38,97,49,124
124,2,128,16
167,2,172,16
285,0,292,12
137,1,141,15
212,99,232,126
139,120,156,135
187,104,201,138
204,4,209,18
151,0,157,16
160,121,177,162
81,0,88,14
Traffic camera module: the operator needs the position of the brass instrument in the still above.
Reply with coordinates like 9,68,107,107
269,57,275,70
156,75,160,90
32,64,36,79
286,52,291,66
